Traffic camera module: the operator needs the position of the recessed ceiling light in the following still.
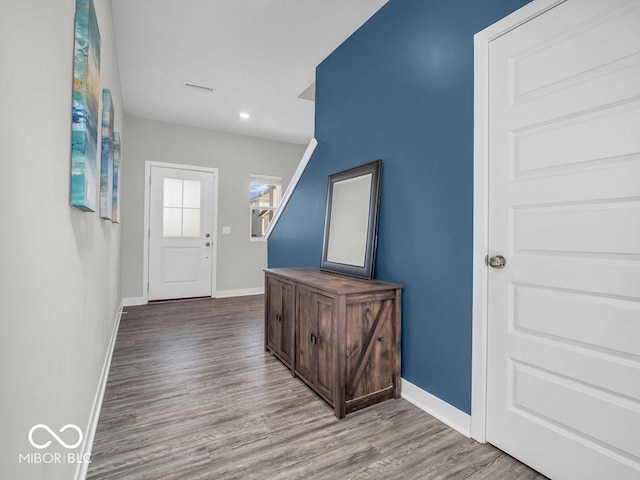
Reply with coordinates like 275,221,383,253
239,112,251,119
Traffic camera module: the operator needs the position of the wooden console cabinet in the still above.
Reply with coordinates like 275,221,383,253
264,267,402,418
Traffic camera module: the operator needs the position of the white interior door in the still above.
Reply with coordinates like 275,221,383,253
486,1,640,479
149,165,216,301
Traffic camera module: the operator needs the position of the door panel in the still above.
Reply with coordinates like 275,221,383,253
149,166,216,300
315,294,334,400
345,301,374,399
512,105,640,176
266,278,281,352
345,300,393,400
295,288,314,382
486,1,640,479
279,282,294,364
513,200,640,255
365,314,392,396
161,248,201,283
513,283,640,358
509,360,640,458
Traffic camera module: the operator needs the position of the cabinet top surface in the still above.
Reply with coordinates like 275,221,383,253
264,267,401,294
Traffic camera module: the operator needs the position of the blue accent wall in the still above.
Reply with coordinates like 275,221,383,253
268,0,531,414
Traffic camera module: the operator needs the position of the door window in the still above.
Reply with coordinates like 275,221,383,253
163,178,201,237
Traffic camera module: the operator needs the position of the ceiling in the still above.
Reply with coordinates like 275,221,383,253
111,0,389,145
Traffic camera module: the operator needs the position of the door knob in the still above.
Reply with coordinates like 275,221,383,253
205,233,211,238
205,242,211,247
488,255,506,269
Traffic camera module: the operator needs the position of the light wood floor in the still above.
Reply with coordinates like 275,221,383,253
87,295,546,480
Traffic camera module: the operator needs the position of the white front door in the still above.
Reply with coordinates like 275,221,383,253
486,1,640,479
148,165,217,301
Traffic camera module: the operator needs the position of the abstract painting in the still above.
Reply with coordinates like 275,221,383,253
70,0,101,211
112,132,121,224
100,89,114,219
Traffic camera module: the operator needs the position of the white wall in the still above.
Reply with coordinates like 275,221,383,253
121,115,305,299
0,1,123,479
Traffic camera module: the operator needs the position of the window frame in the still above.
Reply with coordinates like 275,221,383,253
249,174,282,241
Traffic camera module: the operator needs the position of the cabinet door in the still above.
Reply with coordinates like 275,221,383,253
314,293,335,401
295,288,315,382
345,298,394,401
278,282,294,365
266,277,281,353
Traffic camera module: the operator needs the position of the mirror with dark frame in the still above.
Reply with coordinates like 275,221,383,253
320,160,382,279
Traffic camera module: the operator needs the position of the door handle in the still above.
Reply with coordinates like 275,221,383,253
309,333,317,344
488,255,506,269
205,242,211,247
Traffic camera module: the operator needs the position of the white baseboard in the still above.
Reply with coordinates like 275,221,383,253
123,296,146,307
124,291,265,303
401,377,471,438
215,287,264,298
74,300,123,480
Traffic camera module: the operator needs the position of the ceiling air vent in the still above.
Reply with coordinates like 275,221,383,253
183,82,214,93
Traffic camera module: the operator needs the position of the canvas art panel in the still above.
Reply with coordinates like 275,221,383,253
70,0,101,211
100,89,114,219
112,132,121,223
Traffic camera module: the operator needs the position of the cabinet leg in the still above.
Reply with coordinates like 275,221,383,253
335,390,346,418
393,378,401,399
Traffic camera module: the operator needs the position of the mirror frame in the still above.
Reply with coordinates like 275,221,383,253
320,159,382,279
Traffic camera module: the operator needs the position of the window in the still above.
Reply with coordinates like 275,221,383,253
250,174,281,240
